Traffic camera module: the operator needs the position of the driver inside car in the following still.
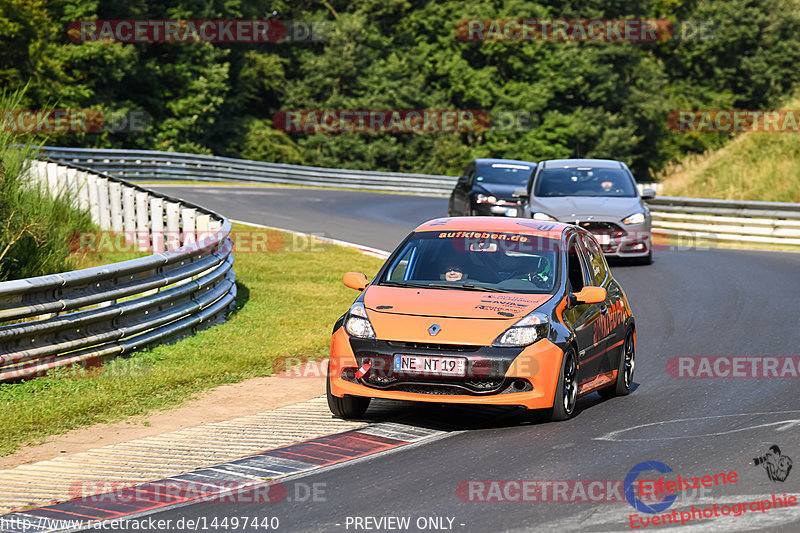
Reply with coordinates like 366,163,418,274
504,255,553,289
442,265,466,282
526,257,552,289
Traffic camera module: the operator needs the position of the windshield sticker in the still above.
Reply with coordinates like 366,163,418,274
475,295,539,314
438,231,529,242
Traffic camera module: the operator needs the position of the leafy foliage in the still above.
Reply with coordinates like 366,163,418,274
1,0,798,179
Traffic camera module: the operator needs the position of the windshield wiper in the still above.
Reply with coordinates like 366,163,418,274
425,282,511,293
380,281,428,288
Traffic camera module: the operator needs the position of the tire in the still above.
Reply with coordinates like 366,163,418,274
631,250,653,265
599,329,635,398
327,371,370,419
547,348,578,421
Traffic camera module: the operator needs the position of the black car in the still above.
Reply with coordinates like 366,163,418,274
448,158,536,217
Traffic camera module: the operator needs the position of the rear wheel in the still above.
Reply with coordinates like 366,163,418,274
327,371,371,419
547,348,578,421
599,329,635,398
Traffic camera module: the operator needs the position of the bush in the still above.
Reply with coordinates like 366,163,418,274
0,88,95,281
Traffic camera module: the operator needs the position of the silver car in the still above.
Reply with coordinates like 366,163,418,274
514,159,656,264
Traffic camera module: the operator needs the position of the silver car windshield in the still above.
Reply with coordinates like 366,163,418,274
379,231,559,294
534,168,636,197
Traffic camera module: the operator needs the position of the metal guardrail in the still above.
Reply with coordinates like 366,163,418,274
39,146,457,195
647,196,800,247
0,158,237,381
39,146,800,249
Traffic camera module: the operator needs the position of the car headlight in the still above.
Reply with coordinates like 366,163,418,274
492,311,549,347
622,212,646,225
475,194,498,204
344,302,376,339
532,212,557,222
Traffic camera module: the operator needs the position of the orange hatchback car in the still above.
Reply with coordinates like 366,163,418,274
327,217,637,421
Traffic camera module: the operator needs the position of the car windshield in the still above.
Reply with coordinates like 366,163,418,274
534,167,637,197
379,230,559,294
474,163,534,185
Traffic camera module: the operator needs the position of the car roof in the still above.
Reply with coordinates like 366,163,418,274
414,217,569,238
539,158,624,169
473,158,537,167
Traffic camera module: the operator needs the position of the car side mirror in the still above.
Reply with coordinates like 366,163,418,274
641,188,657,200
568,286,607,307
512,187,530,200
343,272,368,291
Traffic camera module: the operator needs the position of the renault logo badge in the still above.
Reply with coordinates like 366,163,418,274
428,324,441,336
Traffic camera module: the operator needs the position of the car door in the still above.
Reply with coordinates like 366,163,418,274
450,162,474,215
582,233,626,375
561,234,606,384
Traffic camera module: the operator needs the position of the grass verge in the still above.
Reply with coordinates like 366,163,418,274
658,94,800,203
0,222,383,456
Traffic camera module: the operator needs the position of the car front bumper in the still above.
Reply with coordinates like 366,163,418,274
472,201,519,217
566,219,652,257
328,327,565,410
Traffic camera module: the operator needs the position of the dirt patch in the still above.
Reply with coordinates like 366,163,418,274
0,365,327,470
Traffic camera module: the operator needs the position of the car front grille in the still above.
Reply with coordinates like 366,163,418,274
575,221,626,235
362,378,533,396
386,341,480,353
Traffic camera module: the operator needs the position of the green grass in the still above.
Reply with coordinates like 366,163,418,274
0,87,96,281
659,95,800,203
0,223,383,456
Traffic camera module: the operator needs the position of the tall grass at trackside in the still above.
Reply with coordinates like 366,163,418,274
659,95,800,203
0,224,384,456
0,87,95,281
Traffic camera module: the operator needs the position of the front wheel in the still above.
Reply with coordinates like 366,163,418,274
599,329,635,398
631,250,653,265
327,371,370,419
547,348,578,421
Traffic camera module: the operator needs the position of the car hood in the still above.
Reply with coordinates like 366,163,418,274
364,285,553,320
474,182,525,201
531,196,642,219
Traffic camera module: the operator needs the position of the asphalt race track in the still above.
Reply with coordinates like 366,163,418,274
130,185,800,532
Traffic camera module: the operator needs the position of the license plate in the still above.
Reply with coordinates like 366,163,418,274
596,234,610,245
394,354,466,376
504,208,517,217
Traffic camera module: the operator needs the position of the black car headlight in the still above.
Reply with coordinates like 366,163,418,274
492,311,549,347
344,302,376,339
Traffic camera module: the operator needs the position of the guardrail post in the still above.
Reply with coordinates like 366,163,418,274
181,208,196,246
65,167,77,200
97,177,111,230
196,214,211,247
76,171,90,212
122,186,136,244
150,197,165,253
165,201,181,251
87,173,100,225
109,181,123,234
135,191,150,252
46,162,60,196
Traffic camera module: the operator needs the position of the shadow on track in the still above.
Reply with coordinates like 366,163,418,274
349,380,640,432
